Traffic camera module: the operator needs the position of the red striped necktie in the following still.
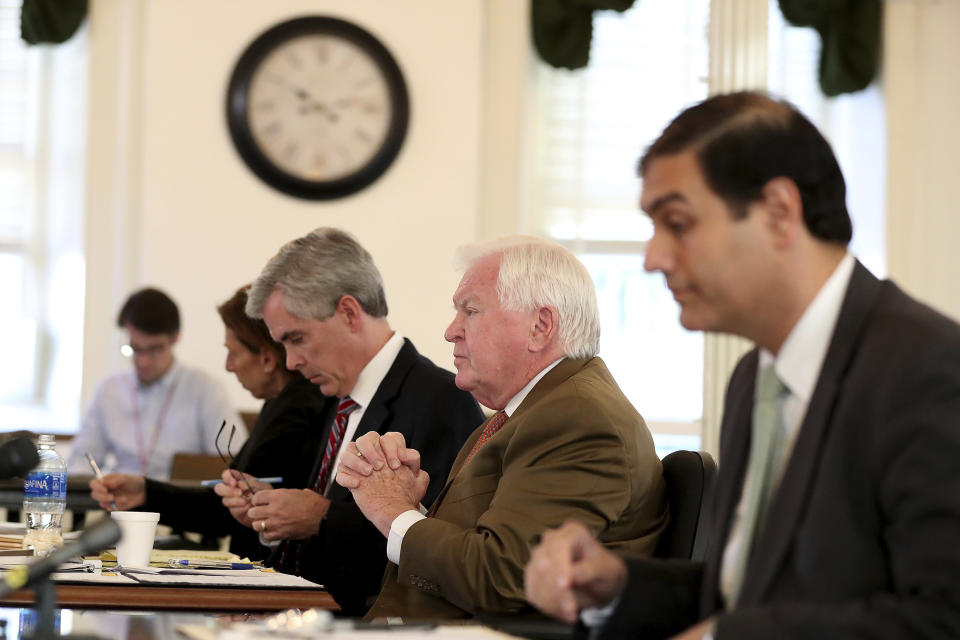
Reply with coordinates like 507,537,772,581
281,396,360,575
314,397,359,494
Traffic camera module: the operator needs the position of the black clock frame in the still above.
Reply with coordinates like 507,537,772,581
226,16,410,200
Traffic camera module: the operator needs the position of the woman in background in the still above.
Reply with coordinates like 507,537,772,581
90,285,334,560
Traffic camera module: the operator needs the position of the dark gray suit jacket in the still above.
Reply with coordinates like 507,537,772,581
602,261,960,639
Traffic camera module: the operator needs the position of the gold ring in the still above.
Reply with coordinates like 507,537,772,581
355,450,364,458
260,520,267,532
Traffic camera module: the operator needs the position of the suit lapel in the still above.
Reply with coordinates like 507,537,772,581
428,357,591,514
353,338,417,439
739,261,883,604
325,339,417,502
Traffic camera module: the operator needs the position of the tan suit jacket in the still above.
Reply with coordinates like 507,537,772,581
368,356,668,619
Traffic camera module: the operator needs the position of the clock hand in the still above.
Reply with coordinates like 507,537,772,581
290,84,313,101
299,101,340,123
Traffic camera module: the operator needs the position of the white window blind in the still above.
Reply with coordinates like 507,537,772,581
529,1,885,456
529,0,711,455
0,0,40,403
0,0,87,432
767,2,886,277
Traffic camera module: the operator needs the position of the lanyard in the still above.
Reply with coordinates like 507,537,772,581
131,377,179,475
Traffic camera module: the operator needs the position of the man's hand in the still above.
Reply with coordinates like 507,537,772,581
336,431,422,489
213,469,274,529
246,489,331,542
524,520,628,624
89,474,145,511
349,460,430,538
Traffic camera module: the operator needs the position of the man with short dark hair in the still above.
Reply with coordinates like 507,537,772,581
524,92,960,639
68,287,244,480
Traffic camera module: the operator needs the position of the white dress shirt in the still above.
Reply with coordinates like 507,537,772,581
327,331,406,496
386,357,565,564
67,362,244,480
719,252,856,604
260,332,407,548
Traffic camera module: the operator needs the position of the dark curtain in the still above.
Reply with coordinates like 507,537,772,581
531,0,636,70
531,0,881,96
778,0,881,97
20,0,87,45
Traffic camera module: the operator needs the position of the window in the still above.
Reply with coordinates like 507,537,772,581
0,0,87,432
528,0,710,457
767,3,886,277
528,1,885,457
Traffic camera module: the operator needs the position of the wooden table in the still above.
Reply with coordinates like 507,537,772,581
0,582,339,612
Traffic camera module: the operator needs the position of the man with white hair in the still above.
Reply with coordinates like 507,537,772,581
336,236,667,619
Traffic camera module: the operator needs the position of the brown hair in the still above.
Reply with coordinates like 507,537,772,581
217,285,285,365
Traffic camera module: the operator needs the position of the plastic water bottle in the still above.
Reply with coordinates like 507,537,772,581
22,434,66,555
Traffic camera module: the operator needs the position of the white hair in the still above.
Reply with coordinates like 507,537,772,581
453,236,600,359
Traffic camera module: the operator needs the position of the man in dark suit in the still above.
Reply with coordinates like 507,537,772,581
216,227,482,615
524,92,960,639
337,237,667,619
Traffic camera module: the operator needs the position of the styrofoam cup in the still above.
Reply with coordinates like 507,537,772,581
110,511,160,568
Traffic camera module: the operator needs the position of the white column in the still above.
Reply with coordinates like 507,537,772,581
479,0,531,240
82,0,147,407
884,0,960,323
699,0,768,458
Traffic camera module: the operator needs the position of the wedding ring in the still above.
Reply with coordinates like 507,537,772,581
260,520,267,532
355,450,364,458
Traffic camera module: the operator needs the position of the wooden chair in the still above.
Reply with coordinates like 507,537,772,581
168,453,228,482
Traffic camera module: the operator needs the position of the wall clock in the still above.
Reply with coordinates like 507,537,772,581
226,16,410,200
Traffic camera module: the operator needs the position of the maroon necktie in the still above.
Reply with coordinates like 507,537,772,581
315,397,359,494
464,410,507,464
427,411,509,519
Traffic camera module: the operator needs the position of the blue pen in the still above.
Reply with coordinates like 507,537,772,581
200,476,283,487
167,559,257,570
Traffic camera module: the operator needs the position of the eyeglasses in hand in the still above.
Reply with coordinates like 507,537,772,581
215,420,255,501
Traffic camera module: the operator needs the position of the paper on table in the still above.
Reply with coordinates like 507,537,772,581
121,570,321,589
181,623,523,639
52,568,323,589
94,548,252,567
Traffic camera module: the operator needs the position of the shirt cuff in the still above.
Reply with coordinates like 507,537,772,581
386,509,427,564
580,596,620,629
259,532,281,548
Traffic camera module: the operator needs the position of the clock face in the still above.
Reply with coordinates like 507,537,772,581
227,17,409,200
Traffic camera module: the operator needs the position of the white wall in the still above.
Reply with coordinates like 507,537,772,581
83,0,484,414
79,0,960,421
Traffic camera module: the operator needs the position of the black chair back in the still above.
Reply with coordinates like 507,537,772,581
654,450,717,561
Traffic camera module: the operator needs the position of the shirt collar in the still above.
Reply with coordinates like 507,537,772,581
759,252,856,402
347,332,405,408
504,357,565,417
135,360,181,390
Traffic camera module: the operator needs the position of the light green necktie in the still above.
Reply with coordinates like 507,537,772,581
727,364,787,608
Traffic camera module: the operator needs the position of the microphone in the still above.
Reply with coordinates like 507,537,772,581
0,517,121,597
0,435,40,480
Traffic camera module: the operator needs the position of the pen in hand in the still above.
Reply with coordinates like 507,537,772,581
200,476,283,487
85,452,119,511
